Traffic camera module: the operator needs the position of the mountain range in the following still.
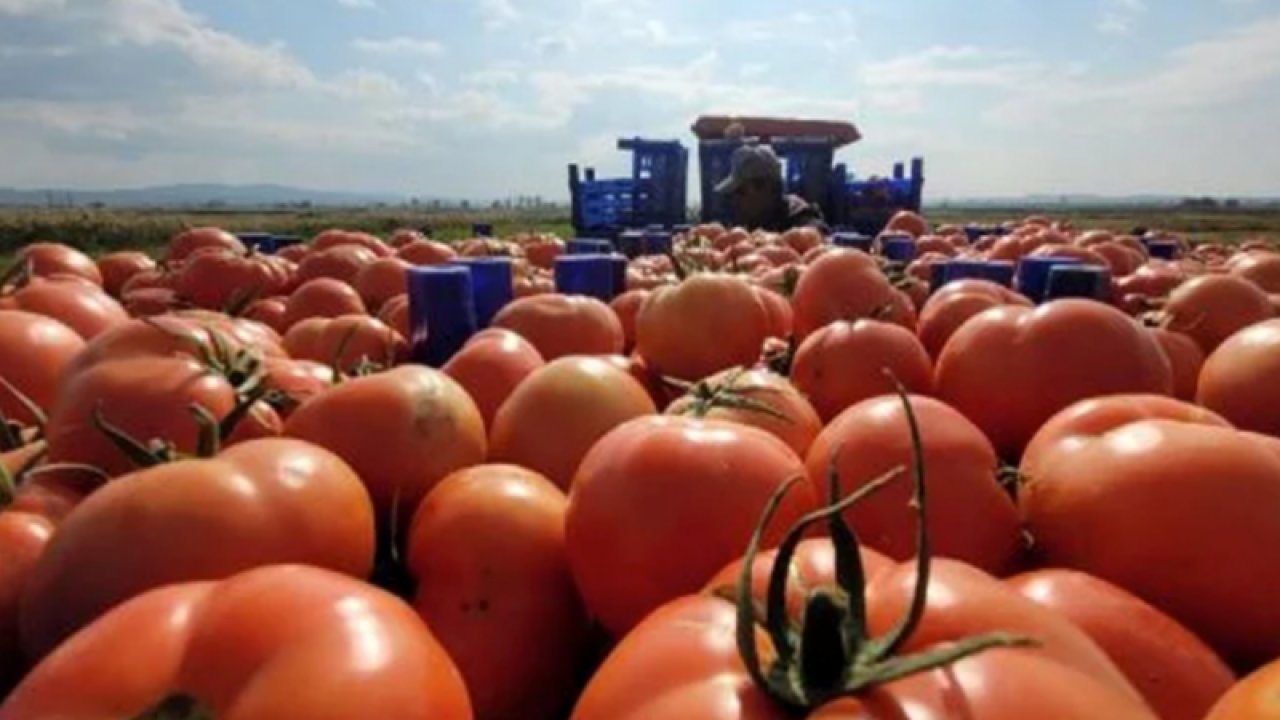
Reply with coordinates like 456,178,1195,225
0,184,415,209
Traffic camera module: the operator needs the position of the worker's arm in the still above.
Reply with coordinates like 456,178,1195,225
786,195,830,235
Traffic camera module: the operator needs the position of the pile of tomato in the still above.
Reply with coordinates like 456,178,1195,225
0,212,1278,719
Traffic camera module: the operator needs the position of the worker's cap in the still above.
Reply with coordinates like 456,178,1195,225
715,144,783,195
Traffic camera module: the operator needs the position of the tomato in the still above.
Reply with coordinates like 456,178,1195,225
807,395,1020,573
241,296,288,334
1010,569,1236,720
13,243,102,286
173,249,286,311
917,279,1033,358
408,465,588,720
608,289,650,354
936,300,1173,459
296,245,378,286
491,294,624,361
45,355,281,481
0,510,53,694
635,273,770,382
1207,659,1280,719
521,235,565,270
276,243,311,263
0,277,127,340
313,229,394,257
2,565,470,719
781,226,823,255
566,416,816,637
282,277,367,329
95,251,156,298
165,227,245,263
791,319,935,423
398,239,460,266
1162,274,1274,353
1092,242,1145,277
1228,250,1280,293
19,438,374,659
0,311,84,426
1149,326,1205,401
259,356,335,418
884,210,929,238
391,228,427,248
667,367,822,457
283,314,408,372
1020,415,1280,668
755,285,794,339
284,366,485,526
65,313,284,380
1027,243,1111,270
1195,318,1280,436
378,292,411,339
351,256,410,313
490,356,656,491
791,250,912,342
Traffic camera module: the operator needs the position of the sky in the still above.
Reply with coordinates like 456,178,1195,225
0,0,1277,201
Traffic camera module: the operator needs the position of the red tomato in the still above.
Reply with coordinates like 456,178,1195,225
808,395,1021,573
490,356,655,491
1162,274,1274,353
566,416,816,637
0,277,127,340
18,438,374,659
440,328,544,430
884,210,929,238
14,243,102,286
2,566,470,719
408,465,588,720
312,229,393,257
282,277,366,329
284,366,486,526
917,279,1033,358
398,239,460,265
45,355,281,481
522,236,565,269
791,319,935,423
1207,658,1280,719
378,292,411,339
1149,326,1205,401
1010,569,1236,720
0,510,53,694
755,285,794,339
241,296,288,334
781,227,823,255
936,300,1173,459
353,256,410,312
283,314,407,372
608,289,650,354
1228,251,1280,293
667,367,822,457
1197,318,1280,436
0,311,84,426
1020,415,1280,668
491,294,623,360
296,245,377,286
635,273,770,382
791,249,912,341
276,243,311,263
64,313,283,379
164,227,245,263
96,251,156,297
174,250,285,311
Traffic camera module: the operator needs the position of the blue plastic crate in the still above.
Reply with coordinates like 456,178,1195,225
830,157,926,234
570,138,688,235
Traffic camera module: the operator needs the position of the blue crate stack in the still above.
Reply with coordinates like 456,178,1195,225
698,137,838,225
569,138,688,237
830,157,926,236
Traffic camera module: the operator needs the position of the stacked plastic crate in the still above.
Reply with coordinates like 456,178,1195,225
830,157,926,236
568,138,688,236
697,137,837,225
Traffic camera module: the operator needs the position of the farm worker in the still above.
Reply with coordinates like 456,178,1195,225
716,143,829,233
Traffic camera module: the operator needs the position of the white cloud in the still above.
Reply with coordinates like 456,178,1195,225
464,65,520,86
330,69,407,101
0,0,64,14
480,0,518,29
351,36,445,56
1098,0,1147,35
621,19,700,46
337,0,376,8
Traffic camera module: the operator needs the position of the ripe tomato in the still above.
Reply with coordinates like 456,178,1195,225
1020,416,1280,668
0,510,53,694
1228,250,1280,293
95,251,156,298
490,356,655,491
667,367,822,457
1207,658,1280,719
2,566,470,719
492,294,624,361
1197,318,1280,436
521,235,565,270
936,300,1173,459
635,273,770,382
64,313,283,380
282,277,366,329
755,285,794,339
790,250,912,341
378,292,411,339
1149,326,1205,401
791,319,935,423
1162,274,1274,353
313,229,394,257
259,356,335,418
398,239,460,265
807,395,1021,574
608,289,650,353
284,366,485,526
440,328,543,429
14,243,102,286
0,277,127,340
283,314,408,372
164,227,244,263
408,465,589,720
296,245,377,286
1010,569,1236,720
917,279,1033,358
0,311,84,426
173,249,284,311
782,226,823,255
19,438,375,659
353,256,410,313
566,416,816,637
885,209,929,238
241,296,288,334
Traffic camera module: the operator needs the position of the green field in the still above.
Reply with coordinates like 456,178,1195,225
0,205,1276,260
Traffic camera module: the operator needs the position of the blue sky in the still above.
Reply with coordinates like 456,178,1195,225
0,0,1277,200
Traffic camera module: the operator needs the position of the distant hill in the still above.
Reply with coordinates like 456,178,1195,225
929,194,1280,209
0,184,416,209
